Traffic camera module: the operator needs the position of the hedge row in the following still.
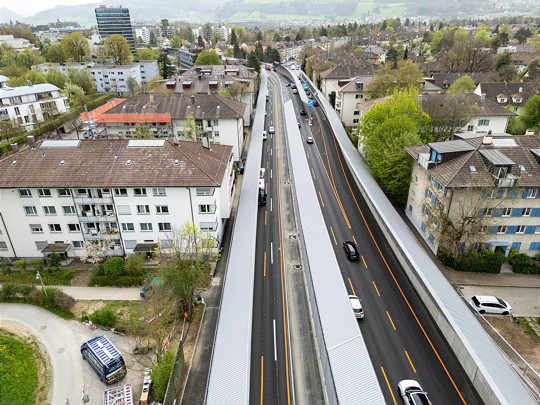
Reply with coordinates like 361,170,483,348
438,249,505,273
90,275,145,287
508,253,540,275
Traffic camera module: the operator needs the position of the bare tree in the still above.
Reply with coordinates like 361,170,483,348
437,41,493,73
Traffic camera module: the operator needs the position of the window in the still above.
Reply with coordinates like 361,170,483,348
38,189,51,197
535,226,540,235
137,205,150,214
200,221,216,231
49,224,61,232
152,187,166,196
114,188,128,196
478,119,490,126
68,223,81,232
140,223,153,231
63,206,76,215
57,188,71,196
121,223,135,231
43,206,57,215
134,188,147,196
529,242,540,251
467,124,474,131
24,206,37,215
502,208,511,217
526,189,538,199
497,225,507,234
19,189,32,197
73,241,84,249
14,107,20,115
124,240,137,249
353,111,360,116
484,208,493,217
198,204,214,214
35,241,48,250
523,207,532,216
156,205,169,214
160,239,173,248
30,224,43,233
0,241,8,250
485,189,496,199
117,205,131,215
158,222,171,231
410,190,415,200
196,187,214,196
479,226,487,234
516,225,526,234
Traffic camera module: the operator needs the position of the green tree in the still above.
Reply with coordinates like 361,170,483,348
45,42,65,63
247,53,260,74
46,69,66,89
135,47,160,60
61,32,90,62
360,90,429,204
514,27,532,44
194,49,222,65
366,60,423,98
521,95,540,130
103,35,132,65
103,257,126,277
126,76,140,95
67,69,95,94
157,51,174,79
385,46,399,68
0,119,23,141
134,123,153,138
328,91,336,108
448,75,475,93
63,82,86,108
218,81,248,102
15,49,44,69
230,29,237,46
7,70,46,87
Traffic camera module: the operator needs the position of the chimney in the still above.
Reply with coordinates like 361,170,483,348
191,95,195,104
26,135,36,146
482,136,492,145
481,93,486,102
10,143,19,153
518,87,523,93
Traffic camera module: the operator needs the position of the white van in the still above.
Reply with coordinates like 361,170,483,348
259,168,266,179
262,130,267,140
349,295,364,319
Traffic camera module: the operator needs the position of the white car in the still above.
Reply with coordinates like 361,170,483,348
306,136,314,144
268,126,275,134
470,295,512,315
348,295,364,319
262,131,267,140
397,380,430,405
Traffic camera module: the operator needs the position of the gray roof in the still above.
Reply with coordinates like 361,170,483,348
479,149,515,165
338,76,373,93
0,139,232,188
429,140,476,153
422,92,516,117
0,83,60,98
321,63,375,80
476,82,537,107
106,93,245,120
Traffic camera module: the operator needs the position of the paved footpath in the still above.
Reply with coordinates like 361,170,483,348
58,286,141,300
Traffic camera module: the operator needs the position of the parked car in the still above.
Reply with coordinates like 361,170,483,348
306,136,314,144
268,126,275,134
397,380,430,405
299,109,306,115
313,101,319,106
348,295,364,319
470,295,512,315
262,130,267,140
343,241,359,261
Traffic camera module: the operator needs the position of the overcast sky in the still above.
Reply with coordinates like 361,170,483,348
6,0,96,17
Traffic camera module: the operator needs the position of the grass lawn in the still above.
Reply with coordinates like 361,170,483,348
0,332,39,404
0,268,75,285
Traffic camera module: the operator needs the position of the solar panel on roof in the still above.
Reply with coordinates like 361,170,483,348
127,140,165,147
41,140,81,148
491,138,517,147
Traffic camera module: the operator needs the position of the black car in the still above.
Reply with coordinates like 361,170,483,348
313,101,319,107
300,110,306,115
343,241,359,261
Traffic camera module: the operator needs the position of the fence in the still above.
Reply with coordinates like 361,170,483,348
163,340,185,405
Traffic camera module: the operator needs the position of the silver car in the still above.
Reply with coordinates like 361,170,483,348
470,295,512,315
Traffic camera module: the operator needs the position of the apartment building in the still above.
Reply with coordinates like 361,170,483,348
405,135,540,257
320,63,375,100
31,61,160,96
474,82,537,115
81,93,245,160
95,6,135,51
0,83,69,131
0,138,234,260
334,76,373,127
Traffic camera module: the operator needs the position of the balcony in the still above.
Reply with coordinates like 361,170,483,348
497,173,517,188
418,153,436,170
78,213,117,222
74,196,113,204
83,231,120,241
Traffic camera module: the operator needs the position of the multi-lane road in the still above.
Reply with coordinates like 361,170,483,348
249,69,482,404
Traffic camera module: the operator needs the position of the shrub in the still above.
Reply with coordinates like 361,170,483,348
0,283,34,299
90,275,144,287
509,253,540,275
0,262,10,274
438,249,504,273
29,258,45,271
125,253,146,276
12,260,27,270
89,306,117,327
103,257,126,277
48,253,61,268
152,349,176,401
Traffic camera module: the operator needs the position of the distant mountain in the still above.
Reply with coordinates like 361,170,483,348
0,7,24,24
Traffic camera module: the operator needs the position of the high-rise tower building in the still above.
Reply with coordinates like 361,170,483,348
95,5,135,51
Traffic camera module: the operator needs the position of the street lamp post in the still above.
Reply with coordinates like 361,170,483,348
36,271,47,297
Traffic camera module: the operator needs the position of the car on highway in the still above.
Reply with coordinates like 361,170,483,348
300,109,306,115
470,295,512,315
313,101,319,106
348,295,364,319
397,380,430,405
268,126,275,134
297,122,301,128
306,136,314,144
292,88,298,94
343,241,359,261
262,130,267,140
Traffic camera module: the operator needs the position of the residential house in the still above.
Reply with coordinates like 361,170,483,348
335,76,373,127
0,34,38,51
0,83,69,131
81,93,245,160
428,73,496,92
0,138,234,260
474,82,538,115
405,135,540,257
320,63,376,100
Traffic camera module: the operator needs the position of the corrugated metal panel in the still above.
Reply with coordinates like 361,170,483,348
429,140,476,153
285,98,385,404
205,72,268,405
40,140,81,148
479,149,515,165
318,89,537,404
127,139,165,147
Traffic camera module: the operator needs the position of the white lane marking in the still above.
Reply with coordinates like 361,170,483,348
273,319,277,361
270,197,273,212
271,169,273,179
270,242,274,264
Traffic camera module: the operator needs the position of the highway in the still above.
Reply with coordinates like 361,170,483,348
286,74,482,404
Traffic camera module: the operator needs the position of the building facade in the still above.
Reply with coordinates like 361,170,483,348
334,76,373,127
0,83,69,131
405,136,540,257
95,6,135,51
0,139,234,260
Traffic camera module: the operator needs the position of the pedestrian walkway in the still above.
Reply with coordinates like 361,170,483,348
57,286,141,300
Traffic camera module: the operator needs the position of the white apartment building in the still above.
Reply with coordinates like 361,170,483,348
135,27,150,45
334,76,373,127
0,34,38,51
0,83,70,131
405,135,540,257
0,139,234,260
31,61,160,96
82,93,246,160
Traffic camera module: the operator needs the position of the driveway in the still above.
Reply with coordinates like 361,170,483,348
0,303,143,404
459,285,540,317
